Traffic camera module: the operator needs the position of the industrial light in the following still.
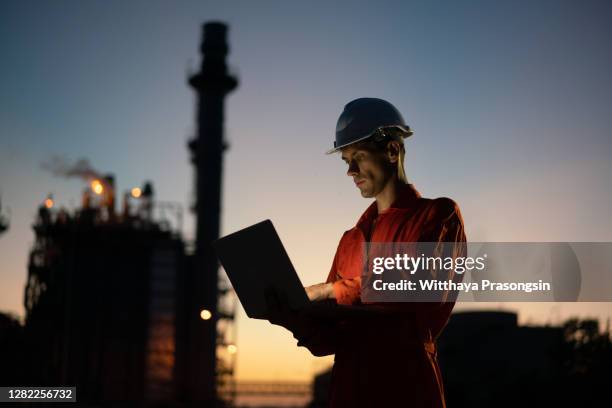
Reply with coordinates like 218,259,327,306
44,198,54,209
200,309,212,320
227,344,237,354
91,179,104,195
131,187,142,198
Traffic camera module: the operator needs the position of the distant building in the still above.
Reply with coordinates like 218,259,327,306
11,20,240,407
437,311,564,407
0,313,24,385
23,189,185,405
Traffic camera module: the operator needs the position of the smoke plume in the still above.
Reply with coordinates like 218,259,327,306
41,156,101,181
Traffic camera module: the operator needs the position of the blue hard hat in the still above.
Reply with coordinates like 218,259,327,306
327,98,413,154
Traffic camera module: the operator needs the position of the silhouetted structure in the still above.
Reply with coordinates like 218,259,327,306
0,196,9,236
0,313,24,385
183,21,238,405
437,311,612,407
22,180,185,405
4,21,240,407
437,311,564,407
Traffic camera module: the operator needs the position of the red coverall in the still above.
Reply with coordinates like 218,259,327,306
296,183,466,408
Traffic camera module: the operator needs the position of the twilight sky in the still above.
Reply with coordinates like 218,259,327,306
1,0,611,382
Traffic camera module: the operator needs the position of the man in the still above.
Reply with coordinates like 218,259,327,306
268,98,466,407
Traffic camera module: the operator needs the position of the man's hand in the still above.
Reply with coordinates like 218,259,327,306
305,282,335,302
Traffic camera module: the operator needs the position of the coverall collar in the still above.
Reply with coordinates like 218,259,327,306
355,182,421,235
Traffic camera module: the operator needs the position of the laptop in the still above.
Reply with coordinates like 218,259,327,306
213,219,399,320
213,219,310,319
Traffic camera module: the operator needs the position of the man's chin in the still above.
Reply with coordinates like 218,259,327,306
358,188,374,198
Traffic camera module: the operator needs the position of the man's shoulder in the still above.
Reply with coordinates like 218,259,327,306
408,196,463,225
428,196,462,218
396,196,461,216
339,227,358,241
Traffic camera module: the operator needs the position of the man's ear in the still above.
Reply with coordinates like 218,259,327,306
386,141,401,164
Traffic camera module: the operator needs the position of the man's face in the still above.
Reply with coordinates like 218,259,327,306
341,144,392,198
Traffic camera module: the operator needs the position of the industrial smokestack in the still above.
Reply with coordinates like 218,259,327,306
186,21,238,404
103,174,116,218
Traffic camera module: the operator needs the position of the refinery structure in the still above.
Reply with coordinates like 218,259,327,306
19,22,238,407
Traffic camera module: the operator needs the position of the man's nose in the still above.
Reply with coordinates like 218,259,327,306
346,161,359,176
